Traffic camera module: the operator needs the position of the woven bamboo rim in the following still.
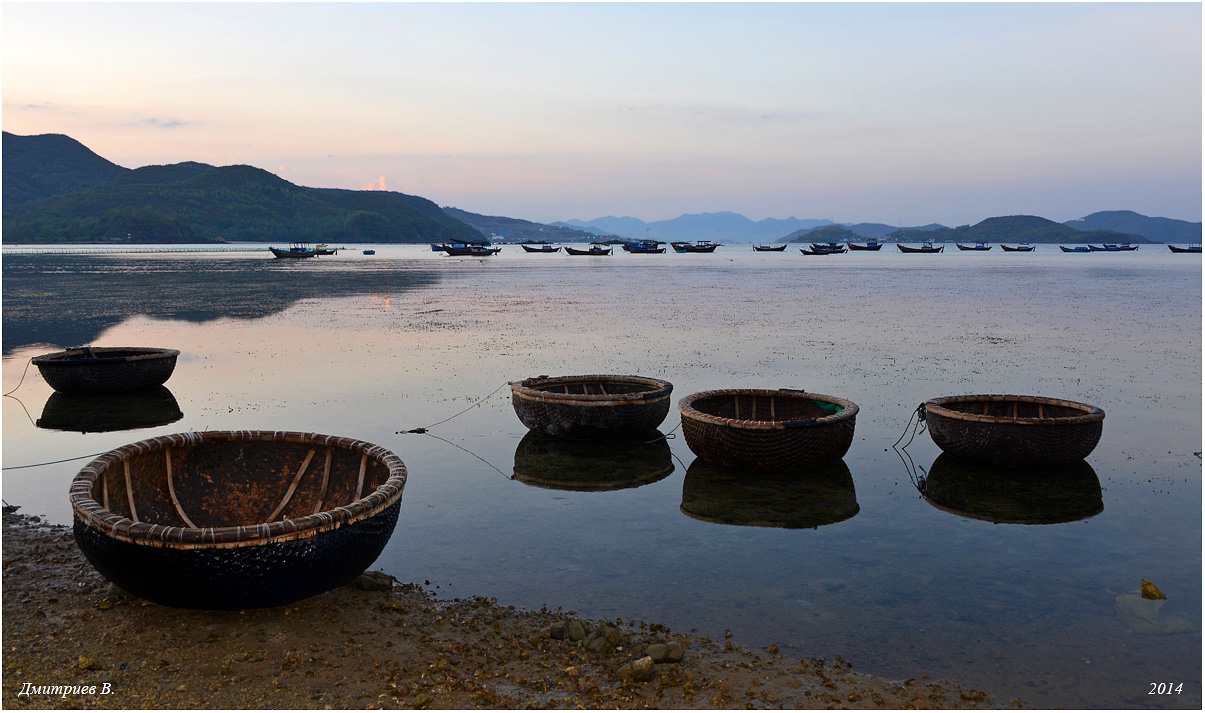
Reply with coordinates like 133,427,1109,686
510,374,672,406
34,346,180,366
678,389,858,430
923,394,1104,426
70,431,407,549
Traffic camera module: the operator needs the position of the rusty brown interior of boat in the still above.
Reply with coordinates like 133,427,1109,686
691,393,839,422
90,440,392,529
942,399,1086,420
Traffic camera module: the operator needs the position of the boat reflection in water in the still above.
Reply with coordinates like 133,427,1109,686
680,459,858,529
36,386,183,434
511,431,674,491
918,453,1103,525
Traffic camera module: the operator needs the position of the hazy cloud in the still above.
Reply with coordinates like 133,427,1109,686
362,176,389,191
123,117,195,129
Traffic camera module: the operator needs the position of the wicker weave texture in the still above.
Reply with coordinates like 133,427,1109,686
68,430,407,609
511,375,672,438
33,347,179,395
679,389,857,472
924,394,1104,466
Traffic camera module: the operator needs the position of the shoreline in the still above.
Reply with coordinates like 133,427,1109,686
2,511,1025,710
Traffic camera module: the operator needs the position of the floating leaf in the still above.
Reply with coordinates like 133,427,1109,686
1141,579,1167,600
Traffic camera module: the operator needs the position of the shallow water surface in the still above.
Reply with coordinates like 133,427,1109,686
3,245,1200,708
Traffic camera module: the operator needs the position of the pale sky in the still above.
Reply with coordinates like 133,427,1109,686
3,2,1201,225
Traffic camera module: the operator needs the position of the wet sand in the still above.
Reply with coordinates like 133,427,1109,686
2,512,1025,709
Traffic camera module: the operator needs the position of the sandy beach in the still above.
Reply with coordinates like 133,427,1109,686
2,511,1025,710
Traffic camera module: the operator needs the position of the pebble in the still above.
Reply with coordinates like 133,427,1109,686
645,640,685,663
353,571,394,592
617,656,655,683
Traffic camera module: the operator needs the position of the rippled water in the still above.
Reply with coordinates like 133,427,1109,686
3,244,1200,708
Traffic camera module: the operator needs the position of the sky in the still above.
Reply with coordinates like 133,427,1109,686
3,2,1201,226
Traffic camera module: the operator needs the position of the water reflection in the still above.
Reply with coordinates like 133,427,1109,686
2,255,440,352
36,386,183,433
680,459,858,529
511,431,674,491
918,453,1103,524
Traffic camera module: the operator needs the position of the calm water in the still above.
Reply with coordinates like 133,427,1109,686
3,244,1200,708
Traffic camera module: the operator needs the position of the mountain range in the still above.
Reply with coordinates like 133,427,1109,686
3,131,1199,245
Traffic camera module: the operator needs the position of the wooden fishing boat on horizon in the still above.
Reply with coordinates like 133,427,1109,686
956,242,992,251
1001,243,1035,252
565,243,612,255
1168,243,1202,253
443,243,501,256
521,244,561,253
752,244,787,252
1060,245,1091,252
846,239,883,251
269,242,318,258
621,240,666,253
897,241,943,253
671,240,721,253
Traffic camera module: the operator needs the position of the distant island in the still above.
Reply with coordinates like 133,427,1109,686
3,131,1200,245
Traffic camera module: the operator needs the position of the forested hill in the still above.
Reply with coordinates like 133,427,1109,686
3,131,129,206
889,215,1149,244
442,207,604,242
1064,210,1201,242
2,131,482,244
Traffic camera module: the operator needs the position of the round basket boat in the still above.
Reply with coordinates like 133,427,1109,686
922,394,1104,467
510,374,673,439
70,431,406,610
681,459,858,529
920,454,1102,525
33,346,180,396
679,389,858,472
37,386,183,433
512,431,673,491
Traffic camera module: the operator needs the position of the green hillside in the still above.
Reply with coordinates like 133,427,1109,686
3,131,129,206
1065,210,1200,242
784,224,859,243
889,215,1148,245
443,206,601,242
2,133,483,244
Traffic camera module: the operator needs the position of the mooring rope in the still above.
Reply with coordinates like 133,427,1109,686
3,357,34,397
397,382,510,434
892,403,927,451
3,450,110,471
419,431,511,480
4,394,37,427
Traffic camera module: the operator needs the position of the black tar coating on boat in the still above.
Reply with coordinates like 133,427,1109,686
73,500,400,610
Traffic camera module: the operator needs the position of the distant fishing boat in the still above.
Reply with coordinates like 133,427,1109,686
314,244,338,255
565,243,612,255
362,249,376,255
621,240,666,254
521,244,561,253
1115,244,1139,251
752,244,787,252
269,242,318,258
430,243,445,251
1168,244,1202,253
811,241,844,251
956,242,992,251
846,239,882,251
800,246,845,255
443,243,501,256
1000,243,1035,252
897,242,943,253
1060,245,1091,253
671,241,720,253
